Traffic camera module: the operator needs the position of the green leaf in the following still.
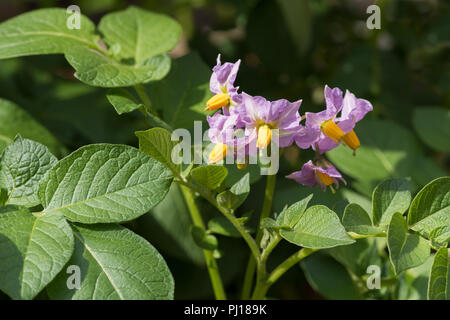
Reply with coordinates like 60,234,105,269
140,54,172,81
413,107,450,153
148,53,212,129
260,217,280,230
372,178,411,226
0,207,73,300
228,172,250,209
216,190,239,209
429,226,450,248
38,144,173,224
280,205,355,249
190,226,218,251
427,247,449,300
0,8,97,59
0,189,7,206
98,6,181,64
208,216,241,238
0,136,57,207
276,194,313,228
136,127,179,175
0,98,62,155
64,46,163,87
106,88,143,115
301,253,358,300
327,120,420,182
387,212,430,274
190,165,228,190
342,203,382,235
408,177,450,237
396,254,434,300
47,223,174,300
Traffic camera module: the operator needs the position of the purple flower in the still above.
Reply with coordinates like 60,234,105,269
337,90,373,133
286,160,346,192
206,112,249,163
206,54,242,111
237,93,303,149
299,85,344,153
299,85,372,154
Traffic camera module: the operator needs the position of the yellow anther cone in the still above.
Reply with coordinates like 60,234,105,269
315,171,334,186
342,130,360,155
205,93,230,111
322,120,344,143
256,124,272,149
208,143,227,164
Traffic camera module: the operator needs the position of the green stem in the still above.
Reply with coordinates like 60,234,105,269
242,173,277,299
175,179,260,262
347,232,386,239
179,185,227,300
134,84,173,131
251,248,319,300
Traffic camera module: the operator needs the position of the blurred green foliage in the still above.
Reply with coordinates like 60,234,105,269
0,0,448,300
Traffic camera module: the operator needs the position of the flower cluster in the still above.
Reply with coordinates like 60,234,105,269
205,54,373,193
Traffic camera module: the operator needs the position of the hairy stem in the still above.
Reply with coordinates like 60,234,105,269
242,173,277,299
134,84,173,131
252,248,319,300
179,185,227,300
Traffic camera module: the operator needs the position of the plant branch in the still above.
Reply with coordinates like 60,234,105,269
347,232,386,239
251,247,319,300
241,173,277,299
175,178,260,262
179,184,227,300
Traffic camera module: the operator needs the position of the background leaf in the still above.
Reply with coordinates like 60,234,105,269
0,207,73,300
0,98,62,155
47,223,174,300
147,53,211,129
300,253,358,300
132,184,204,265
208,216,241,238
413,107,450,153
39,144,173,223
326,120,422,189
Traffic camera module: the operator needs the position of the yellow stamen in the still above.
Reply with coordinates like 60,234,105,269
237,163,248,170
256,124,272,149
205,93,230,111
342,130,360,155
315,170,334,186
208,143,227,164
321,120,344,143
